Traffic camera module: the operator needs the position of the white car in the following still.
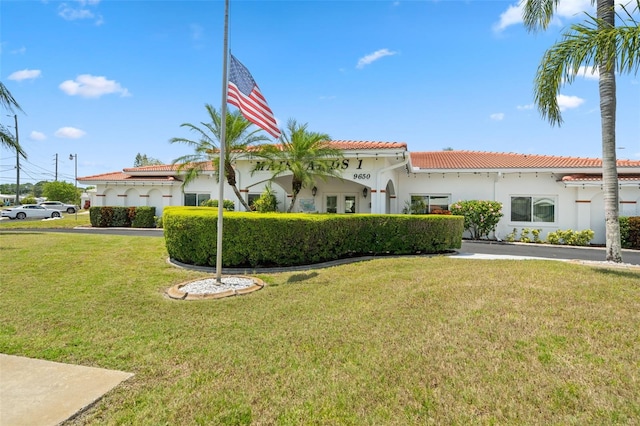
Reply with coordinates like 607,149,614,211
38,201,79,214
1,204,62,220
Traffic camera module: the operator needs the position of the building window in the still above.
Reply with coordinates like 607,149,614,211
410,195,450,214
326,195,338,213
184,193,211,206
510,196,555,223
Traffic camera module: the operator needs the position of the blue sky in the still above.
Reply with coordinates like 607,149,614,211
1,0,639,185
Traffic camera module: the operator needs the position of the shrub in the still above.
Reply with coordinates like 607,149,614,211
531,228,542,243
163,208,464,268
111,207,131,227
200,199,235,211
628,217,640,249
620,216,631,248
450,200,503,240
252,185,279,213
20,196,37,205
131,206,156,228
545,229,594,246
89,206,156,228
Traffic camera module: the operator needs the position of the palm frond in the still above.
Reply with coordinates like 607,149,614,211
0,82,24,114
534,2,640,126
523,0,562,32
0,125,27,158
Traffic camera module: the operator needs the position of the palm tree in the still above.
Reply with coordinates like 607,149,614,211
523,0,640,262
170,104,270,211
254,119,343,212
0,82,27,158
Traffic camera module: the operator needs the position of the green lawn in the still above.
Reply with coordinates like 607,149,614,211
0,210,91,229
0,231,639,425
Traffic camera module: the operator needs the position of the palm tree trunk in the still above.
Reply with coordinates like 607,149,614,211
598,0,622,262
224,161,252,211
231,184,251,212
287,191,298,213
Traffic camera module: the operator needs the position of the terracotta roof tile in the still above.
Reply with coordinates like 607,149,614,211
410,150,640,170
121,162,216,173
326,140,407,150
78,172,179,182
245,140,407,152
562,174,640,182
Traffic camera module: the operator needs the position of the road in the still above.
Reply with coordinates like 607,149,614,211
2,227,639,266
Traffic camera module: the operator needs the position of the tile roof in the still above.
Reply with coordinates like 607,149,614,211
325,140,407,150
410,150,640,170
561,174,640,182
245,140,408,152
78,172,180,182
121,163,215,173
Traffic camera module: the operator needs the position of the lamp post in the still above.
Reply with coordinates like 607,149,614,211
69,154,77,220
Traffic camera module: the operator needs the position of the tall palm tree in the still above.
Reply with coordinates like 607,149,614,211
0,82,27,158
170,104,270,211
254,119,343,212
524,0,640,262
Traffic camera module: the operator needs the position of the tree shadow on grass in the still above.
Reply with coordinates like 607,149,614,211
593,267,640,281
287,272,319,283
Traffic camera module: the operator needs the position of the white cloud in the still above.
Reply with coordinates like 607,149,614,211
494,0,594,32
356,48,398,69
59,74,131,98
8,69,41,81
555,0,594,18
576,65,599,80
11,46,26,55
190,24,204,40
29,131,47,141
493,3,523,32
490,113,505,121
557,94,585,111
55,127,86,139
58,4,94,20
517,103,534,110
58,1,103,25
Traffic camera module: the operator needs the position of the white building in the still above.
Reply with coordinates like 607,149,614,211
78,141,640,244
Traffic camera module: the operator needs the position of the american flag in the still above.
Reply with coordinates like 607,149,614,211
227,54,280,138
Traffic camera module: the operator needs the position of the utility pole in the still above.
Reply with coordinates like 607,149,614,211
54,153,58,181
69,154,77,220
14,115,19,205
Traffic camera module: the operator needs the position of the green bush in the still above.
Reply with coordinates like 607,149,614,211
200,199,235,211
450,200,503,240
89,206,157,228
252,185,279,213
132,206,156,228
619,216,640,249
163,208,464,268
20,196,37,205
620,217,630,248
111,207,132,227
545,229,594,246
625,217,640,249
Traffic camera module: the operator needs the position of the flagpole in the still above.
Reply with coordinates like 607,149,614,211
216,0,229,283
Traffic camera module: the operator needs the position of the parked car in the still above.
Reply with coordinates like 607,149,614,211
38,201,80,214
1,204,62,220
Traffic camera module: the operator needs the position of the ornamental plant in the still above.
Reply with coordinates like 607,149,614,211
450,200,503,240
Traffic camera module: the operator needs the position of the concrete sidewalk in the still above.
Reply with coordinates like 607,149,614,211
0,354,133,426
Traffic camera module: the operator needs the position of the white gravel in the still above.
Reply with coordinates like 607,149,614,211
179,277,255,294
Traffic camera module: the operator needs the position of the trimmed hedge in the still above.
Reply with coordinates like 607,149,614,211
89,206,156,228
621,216,640,249
163,207,464,268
